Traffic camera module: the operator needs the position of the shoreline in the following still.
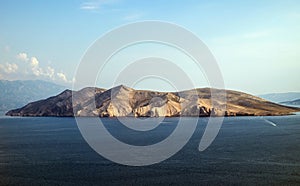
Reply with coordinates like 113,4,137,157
4,112,299,118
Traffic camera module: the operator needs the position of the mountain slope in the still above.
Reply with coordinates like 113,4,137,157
0,80,65,112
280,99,300,106
258,92,300,103
6,86,300,117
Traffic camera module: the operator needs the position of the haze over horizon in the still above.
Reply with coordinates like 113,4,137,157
0,0,299,95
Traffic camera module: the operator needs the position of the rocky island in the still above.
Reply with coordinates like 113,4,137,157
6,85,300,117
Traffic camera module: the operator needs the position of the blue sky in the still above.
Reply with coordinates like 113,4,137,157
0,0,299,94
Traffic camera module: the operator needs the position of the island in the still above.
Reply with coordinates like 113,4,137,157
6,85,300,117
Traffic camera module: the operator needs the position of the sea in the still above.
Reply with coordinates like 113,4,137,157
0,114,300,185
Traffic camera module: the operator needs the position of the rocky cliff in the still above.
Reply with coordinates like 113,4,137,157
6,85,300,117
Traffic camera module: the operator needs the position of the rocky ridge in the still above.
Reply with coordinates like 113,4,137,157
6,85,300,117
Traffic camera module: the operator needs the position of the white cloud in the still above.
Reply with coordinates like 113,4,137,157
30,57,42,76
80,2,99,10
2,52,73,84
17,52,29,62
0,62,18,74
46,66,55,79
10,63,18,73
80,0,119,11
29,58,60,80
30,57,39,67
57,72,68,82
56,72,75,83
27,57,73,83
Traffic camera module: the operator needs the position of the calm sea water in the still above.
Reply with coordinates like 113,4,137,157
0,115,300,185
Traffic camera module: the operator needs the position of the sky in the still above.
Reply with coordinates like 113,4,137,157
0,0,299,94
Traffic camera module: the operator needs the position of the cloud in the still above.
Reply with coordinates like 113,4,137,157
57,72,75,83
46,66,55,79
57,72,68,82
1,52,73,84
80,0,119,11
18,55,56,79
30,57,42,76
80,2,99,10
17,52,29,62
0,62,18,74
16,53,42,76
28,57,71,83
30,57,39,67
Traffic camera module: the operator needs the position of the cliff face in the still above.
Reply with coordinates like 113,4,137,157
6,85,300,117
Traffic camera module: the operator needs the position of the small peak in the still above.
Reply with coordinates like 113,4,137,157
60,89,72,94
115,84,126,88
112,84,133,91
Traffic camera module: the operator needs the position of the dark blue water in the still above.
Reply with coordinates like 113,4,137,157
0,115,300,185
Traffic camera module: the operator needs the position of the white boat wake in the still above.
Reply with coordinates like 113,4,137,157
264,119,277,127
